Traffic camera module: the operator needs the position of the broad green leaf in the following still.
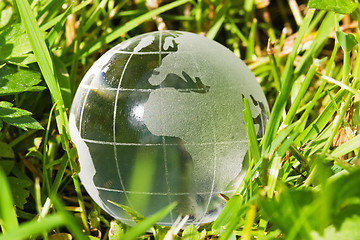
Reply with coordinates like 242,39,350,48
0,160,15,175
308,0,359,14
0,101,43,130
0,23,36,64
336,31,358,53
0,7,13,29
108,220,126,240
258,188,316,238
311,215,360,240
0,167,19,233
48,233,72,240
0,64,44,96
0,142,14,158
182,224,200,240
8,176,31,209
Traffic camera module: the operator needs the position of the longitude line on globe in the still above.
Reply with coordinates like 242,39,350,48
112,53,135,208
188,51,217,226
158,31,175,223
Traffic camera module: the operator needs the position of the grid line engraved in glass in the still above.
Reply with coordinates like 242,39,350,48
81,138,260,146
96,186,235,196
188,50,217,226
112,52,135,208
159,31,175,223
79,84,254,92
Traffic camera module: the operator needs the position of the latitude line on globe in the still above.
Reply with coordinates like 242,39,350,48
82,138,259,145
79,85,253,92
96,186,236,195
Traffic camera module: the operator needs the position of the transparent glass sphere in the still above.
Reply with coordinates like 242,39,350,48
69,31,269,226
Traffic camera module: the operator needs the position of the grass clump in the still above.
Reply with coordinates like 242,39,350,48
0,0,360,239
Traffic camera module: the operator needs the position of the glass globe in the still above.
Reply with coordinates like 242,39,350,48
69,30,269,226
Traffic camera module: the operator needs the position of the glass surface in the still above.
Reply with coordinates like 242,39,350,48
69,31,269,226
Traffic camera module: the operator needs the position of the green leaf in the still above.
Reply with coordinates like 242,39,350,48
182,224,201,240
8,176,31,209
0,23,36,65
0,142,14,158
308,0,359,14
0,101,43,130
336,31,358,53
0,160,15,175
108,220,126,240
0,7,13,29
311,215,360,240
0,64,44,96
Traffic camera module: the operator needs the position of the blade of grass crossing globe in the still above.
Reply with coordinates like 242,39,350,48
262,9,315,151
0,167,19,233
81,0,191,57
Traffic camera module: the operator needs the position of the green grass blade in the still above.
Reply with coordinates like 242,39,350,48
243,98,261,162
0,214,64,240
51,196,89,240
39,0,91,31
121,202,177,240
46,4,73,48
15,0,69,137
262,9,315,150
295,89,346,145
206,3,228,40
80,0,190,57
330,134,360,158
283,60,319,126
0,167,19,233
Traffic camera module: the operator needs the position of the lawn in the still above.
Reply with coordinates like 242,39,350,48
0,0,360,239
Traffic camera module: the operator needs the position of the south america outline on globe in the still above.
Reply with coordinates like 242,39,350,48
69,30,269,226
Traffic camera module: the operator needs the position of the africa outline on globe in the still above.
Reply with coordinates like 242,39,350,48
69,30,269,226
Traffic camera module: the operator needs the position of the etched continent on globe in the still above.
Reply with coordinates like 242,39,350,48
69,31,269,226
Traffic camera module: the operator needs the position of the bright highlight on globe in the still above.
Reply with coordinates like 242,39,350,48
69,30,269,226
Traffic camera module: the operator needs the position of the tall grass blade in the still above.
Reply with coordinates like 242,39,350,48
263,9,315,150
81,0,190,57
0,214,64,240
15,0,69,138
0,167,18,233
